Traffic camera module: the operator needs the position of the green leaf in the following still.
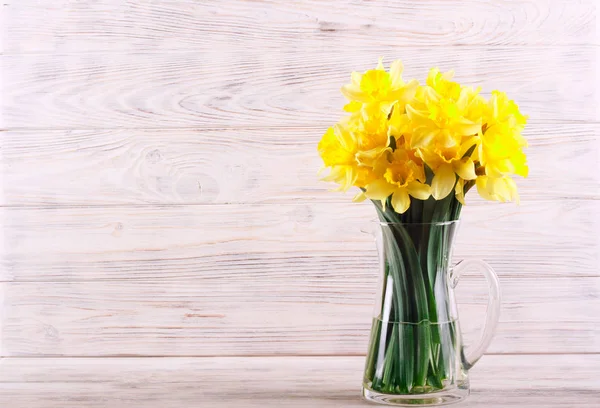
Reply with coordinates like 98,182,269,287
382,322,398,388
364,318,382,381
367,199,462,394
398,324,414,393
461,143,477,159
389,135,397,151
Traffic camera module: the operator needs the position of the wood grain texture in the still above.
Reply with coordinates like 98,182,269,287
1,124,598,206
2,46,598,129
2,0,598,54
1,200,598,283
0,356,598,407
1,276,598,356
1,0,599,404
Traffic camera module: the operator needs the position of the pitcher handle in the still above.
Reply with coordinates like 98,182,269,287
451,259,501,370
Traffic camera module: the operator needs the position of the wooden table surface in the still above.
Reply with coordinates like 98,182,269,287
1,1,599,407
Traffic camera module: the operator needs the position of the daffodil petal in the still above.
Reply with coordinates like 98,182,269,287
455,179,466,204
456,89,470,111
355,146,390,167
438,129,457,148
405,104,428,121
407,181,431,200
431,164,456,200
458,136,478,157
343,101,362,113
389,60,404,88
494,177,518,202
412,127,439,148
516,162,529,178
341,84,368,102
404,78,419,95
454,118,482,136
388,80,419,105
476,176,494,201
344,166,356,191
391,189,410,214
332,123,354,152
424,86,441,103
417,148,443,169
364,179,394,201
441,70,455,81
426,68,440,87
321,166,343,182
353,191,367,202
454,159,477,180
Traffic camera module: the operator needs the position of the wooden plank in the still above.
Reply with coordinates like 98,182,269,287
2,0,598,54
1,200,597,282
1,125,598,206
1,47,597,129
0,355,598,407
1,276,598,356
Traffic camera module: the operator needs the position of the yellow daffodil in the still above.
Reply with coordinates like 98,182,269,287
418,137,478,200
364,149,431,213
318,61,528,212
348,103,391,168
454,178,468,204
479,123,528,178
476,175,519,203
483,90,527,130
387,103,413,145
477,91,528,176
318,124,360,191
405,71,482,150
426,68,461,100
342,58,418,114
318,105,391,191
470,91,528,203
318,123,380,191
426,68,486,125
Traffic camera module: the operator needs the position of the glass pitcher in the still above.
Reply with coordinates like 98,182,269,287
362,221,501,406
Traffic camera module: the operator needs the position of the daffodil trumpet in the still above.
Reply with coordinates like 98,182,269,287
318,59,527,397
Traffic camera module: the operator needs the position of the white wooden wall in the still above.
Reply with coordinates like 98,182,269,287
0,1,599,406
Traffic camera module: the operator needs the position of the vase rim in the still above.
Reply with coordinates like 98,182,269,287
373,219,460,226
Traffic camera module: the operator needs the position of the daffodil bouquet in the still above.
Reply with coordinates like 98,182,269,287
319,59,528,212
318,60,528,399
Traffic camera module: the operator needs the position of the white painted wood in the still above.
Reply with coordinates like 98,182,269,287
1,276,598,356
2,0,598,54
1,1,599,404
1,200,597,282
2,46,597,129
1,125,598,206
0,356,598,407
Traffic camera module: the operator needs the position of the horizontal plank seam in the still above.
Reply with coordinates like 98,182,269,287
2,43,600,57
1,275,599,284
2,120,600,132
0,196,598,210
1,352,599,359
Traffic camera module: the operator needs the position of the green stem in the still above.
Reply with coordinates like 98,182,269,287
366,195,461,394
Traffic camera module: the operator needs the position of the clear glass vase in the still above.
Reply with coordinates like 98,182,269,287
362,221,501,406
